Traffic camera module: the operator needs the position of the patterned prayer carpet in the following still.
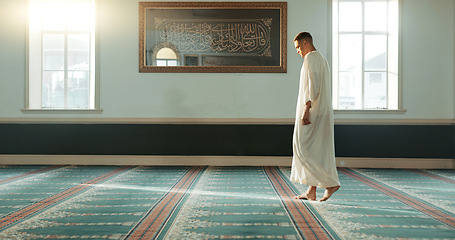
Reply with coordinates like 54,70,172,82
0,165,454,239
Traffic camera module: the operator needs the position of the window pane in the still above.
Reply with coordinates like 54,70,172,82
339,34,362,72
157,60,167,66
42,71,65,108
365,35,387,71
42,1,65,31
43,34,64,70
339,72,362,109
68,34,90,70
388,73,398,109
388,31,399,74
339,2,362,32
365,2,388,32
388,0,399,35
167,60,178,66
68,71,89,108
67,0,91,31
364,72,387,109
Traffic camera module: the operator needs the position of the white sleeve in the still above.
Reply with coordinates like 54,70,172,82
304,55,320,102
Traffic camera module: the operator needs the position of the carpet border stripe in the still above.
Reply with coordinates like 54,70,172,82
275,167,342,240
0,166,133,230
339,168,455,229
263,166,338,240
409,169,455,184
124,166,206,240
0,165,64,185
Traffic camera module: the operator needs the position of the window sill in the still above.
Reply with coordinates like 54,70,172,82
21,108,104,114
334,109,407,114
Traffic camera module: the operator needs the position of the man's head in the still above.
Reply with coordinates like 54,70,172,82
293,32,315,58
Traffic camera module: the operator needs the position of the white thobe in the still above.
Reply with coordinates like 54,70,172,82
290,51,340,188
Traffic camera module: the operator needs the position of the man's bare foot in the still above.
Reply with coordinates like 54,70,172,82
294,186,316,201
319,186,340,202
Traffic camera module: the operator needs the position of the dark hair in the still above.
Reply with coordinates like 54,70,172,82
293,32,313,43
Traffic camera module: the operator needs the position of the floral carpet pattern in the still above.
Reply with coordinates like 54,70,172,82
0,165,454,239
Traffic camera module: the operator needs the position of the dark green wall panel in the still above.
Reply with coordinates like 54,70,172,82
334,125,453,159
0,124,453,158
0,124,292,156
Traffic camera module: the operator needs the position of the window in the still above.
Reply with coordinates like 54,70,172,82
156,48,178,66
332,0,399,110
27,0,97,110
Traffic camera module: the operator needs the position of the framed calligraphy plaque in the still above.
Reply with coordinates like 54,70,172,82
139,2,287,73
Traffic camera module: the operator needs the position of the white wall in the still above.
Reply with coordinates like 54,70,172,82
0,0,454,121
399,0,454,120
0,0,26,117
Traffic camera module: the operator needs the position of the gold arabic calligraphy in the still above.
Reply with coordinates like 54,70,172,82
156,19,272,56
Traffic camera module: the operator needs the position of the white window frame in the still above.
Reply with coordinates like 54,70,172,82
331,0,404,112
25,0,101,112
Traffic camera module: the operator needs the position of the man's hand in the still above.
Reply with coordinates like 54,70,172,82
301,101,311,125
301,108,311,125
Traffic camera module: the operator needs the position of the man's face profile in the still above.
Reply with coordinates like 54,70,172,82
294,40,305,58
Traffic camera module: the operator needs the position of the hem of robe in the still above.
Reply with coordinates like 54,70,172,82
289,177,340,189
290,158,341,189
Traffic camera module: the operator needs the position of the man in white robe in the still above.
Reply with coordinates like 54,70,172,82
290,32,340,202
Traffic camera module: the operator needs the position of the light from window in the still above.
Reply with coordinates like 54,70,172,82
28,0,96,109
332,0,399,110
